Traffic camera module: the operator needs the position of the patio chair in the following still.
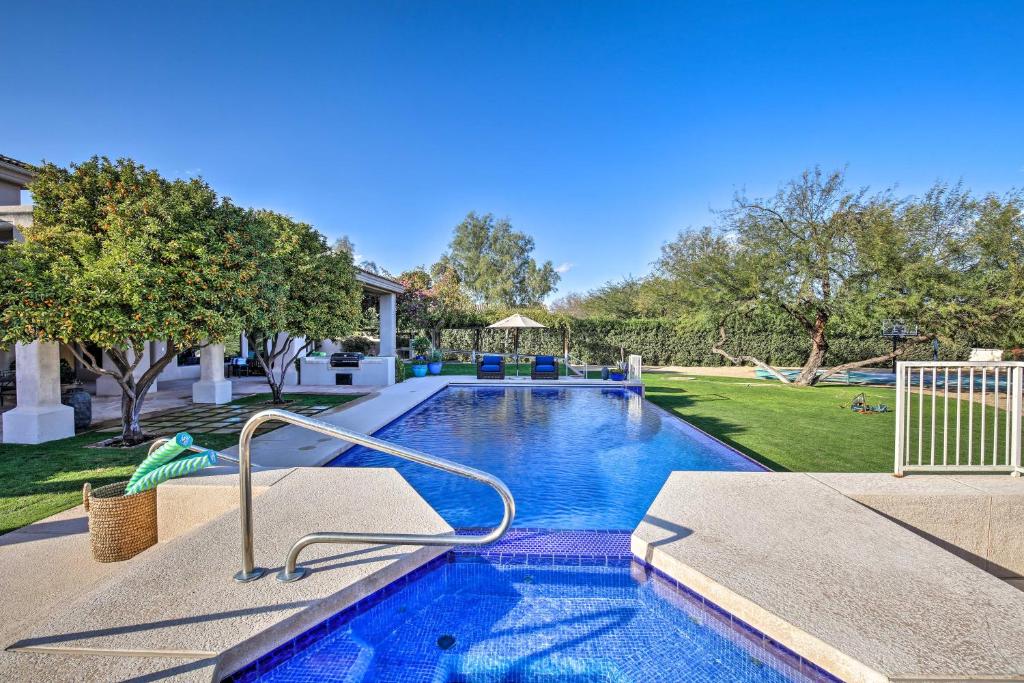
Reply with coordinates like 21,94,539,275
530,355,559,380
477,355,506,380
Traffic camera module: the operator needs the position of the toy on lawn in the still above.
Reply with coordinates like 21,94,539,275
850,392,889,414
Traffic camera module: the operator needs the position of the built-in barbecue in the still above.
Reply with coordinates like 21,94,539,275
329,352,365,368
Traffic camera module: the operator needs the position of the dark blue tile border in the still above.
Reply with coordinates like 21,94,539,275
634,559,845,683
223,529,844,683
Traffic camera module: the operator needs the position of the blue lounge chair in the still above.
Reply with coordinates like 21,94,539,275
531,355,559,380
477,355,506,380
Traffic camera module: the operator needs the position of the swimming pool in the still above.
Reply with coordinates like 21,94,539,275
328,386,763,529
233,552,831,683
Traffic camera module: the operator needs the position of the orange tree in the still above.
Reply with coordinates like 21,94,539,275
242,211,362,404
0,157,270,444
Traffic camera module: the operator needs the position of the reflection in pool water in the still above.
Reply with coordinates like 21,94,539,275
329,386,763,529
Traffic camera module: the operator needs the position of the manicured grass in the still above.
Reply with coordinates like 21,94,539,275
0,393,363,535
229,393,363,407
643,372,901,472
643,371,1003,473
0,431,239,536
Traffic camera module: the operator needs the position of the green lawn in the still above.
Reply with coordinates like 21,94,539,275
643,371,1005,473
642,372,901,472
0,393,361,536
229,393,363,407
0,431,240,536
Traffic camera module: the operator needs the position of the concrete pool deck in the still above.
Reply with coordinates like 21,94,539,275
5,378,1024,681
634,472,1024,683
1,468,451,681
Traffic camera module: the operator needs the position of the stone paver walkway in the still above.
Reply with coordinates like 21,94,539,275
93,401,343,437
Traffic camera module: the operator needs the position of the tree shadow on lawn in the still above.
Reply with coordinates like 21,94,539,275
644,386,791,472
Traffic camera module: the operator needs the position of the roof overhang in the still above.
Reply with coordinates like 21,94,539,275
0,155,36,190
356,268,405,295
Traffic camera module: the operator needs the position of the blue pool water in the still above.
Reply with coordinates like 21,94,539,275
246,557,815,683
328,386,763,529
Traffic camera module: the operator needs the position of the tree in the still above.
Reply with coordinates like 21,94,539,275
244,211,363,403
0,157,268,443
654,168,1020,386
332,235,355,255
396,264,474,345
555,277,661,319
443,212,559,306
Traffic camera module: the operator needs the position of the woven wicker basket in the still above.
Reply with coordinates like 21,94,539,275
83,481,157,562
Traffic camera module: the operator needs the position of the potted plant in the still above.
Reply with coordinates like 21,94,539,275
411,358,428,377
427,349,444,375
411,335,431,360
610,361,628,381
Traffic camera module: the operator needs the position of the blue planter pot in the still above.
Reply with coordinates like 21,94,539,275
411,364,428,378
610,372,626,381
427,361,443,375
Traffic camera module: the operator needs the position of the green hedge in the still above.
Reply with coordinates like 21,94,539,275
437,313,972,367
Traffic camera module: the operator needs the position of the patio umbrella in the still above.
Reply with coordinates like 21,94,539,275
487,314,546,376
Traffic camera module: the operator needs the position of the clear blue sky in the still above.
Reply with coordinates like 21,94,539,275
5,1,1023,297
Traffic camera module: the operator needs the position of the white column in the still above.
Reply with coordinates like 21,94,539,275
192,343,232,404
151,340,179,381
96,344,156,396
3,341,75,444
239,333,249,358
379,293,397,358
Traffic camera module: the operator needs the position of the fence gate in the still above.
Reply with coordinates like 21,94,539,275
895,361,1023,476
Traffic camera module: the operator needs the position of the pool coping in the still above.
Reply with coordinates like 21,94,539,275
641,396,771,472
223,532,841,683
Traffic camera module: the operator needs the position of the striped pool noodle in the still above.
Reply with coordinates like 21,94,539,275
126,450,217,495
127,432,194,489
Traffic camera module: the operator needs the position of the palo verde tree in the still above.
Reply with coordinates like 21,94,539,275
657,168,880,385
0,157,268,443
244,211,362,403
657,168,1024,386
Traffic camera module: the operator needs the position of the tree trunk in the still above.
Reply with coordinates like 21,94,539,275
250,332,312,404
814,335,931,384
268,375,286,404
120,388,146,445
794,315,829,387
115,344,178,445
711,326,794,384
66,340,177,446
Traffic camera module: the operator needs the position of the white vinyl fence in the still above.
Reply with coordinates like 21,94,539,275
895,361,1023,476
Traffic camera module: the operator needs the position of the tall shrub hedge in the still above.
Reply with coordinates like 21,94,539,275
436,312,971,367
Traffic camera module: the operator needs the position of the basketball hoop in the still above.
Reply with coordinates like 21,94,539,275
881,319,918,339
881,319,920,372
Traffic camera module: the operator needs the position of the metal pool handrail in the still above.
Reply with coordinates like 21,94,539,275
234,408,516,584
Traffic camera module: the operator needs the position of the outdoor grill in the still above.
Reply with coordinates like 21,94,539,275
329,352,364,368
